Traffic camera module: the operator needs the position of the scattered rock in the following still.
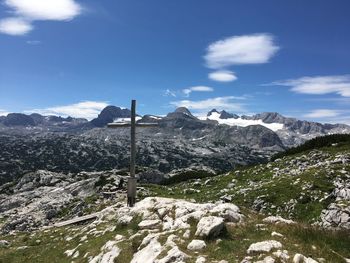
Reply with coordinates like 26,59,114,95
138,219,161,230
0,240,10,248
247,240,282,254
187,239,206,251
263,216,295,225
157,246,189,263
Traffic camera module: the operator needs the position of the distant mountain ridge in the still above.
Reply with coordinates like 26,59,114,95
0,105,349,147
0,105,349,185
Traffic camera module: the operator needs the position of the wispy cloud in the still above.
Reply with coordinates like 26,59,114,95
163,89,177,97
204,33,279,69
26,40,41,45
182,86,214,97
0,0,82,36
270,75,350,97
24,101,108,120
303,109,341,118
170,96,245,112
208,70,237,82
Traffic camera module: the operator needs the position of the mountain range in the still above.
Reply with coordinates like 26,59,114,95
0,106,349,184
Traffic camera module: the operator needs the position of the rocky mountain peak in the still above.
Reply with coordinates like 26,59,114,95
253,112,286,123
207,109,220,116
220,110,238,119
174,107,193,116
90,105,131,127
3,113,36,126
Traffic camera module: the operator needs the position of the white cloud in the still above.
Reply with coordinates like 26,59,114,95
170,96,245,112
208,70,237,82
24,101,108,120
0,17,32,35
204,33,279,69
0,109,10,116
271,75,350,97
0,0,82,35
303,109,341,118
164,89,176,97
5,0,82,20
183,86,214,97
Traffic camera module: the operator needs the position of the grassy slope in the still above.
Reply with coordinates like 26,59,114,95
145,143,350,224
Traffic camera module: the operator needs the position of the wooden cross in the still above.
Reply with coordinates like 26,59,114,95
107,100,158,207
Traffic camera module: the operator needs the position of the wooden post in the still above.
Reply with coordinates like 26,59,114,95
107,100,158,207
128,99,137,207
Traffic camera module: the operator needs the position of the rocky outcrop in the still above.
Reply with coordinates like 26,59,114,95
0,170,127,233
319,203,350,229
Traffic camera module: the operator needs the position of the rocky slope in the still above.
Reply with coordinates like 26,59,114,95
0,137,350,262
149,139,350,230
1,197,349,262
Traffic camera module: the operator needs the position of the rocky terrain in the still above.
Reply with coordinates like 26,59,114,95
149,140,350,230
1,106,350,185
0,136,350,262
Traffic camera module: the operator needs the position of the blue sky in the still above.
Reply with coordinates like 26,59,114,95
0,0,350,123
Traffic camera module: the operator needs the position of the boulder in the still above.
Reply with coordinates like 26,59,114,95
187,239,206,250
195,216,224,238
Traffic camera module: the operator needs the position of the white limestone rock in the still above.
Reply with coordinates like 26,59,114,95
130,237,162,263
187,239,206,251
255,256,275,263
263,216,295,225
195,256,206,263
183,229,191,239
271,231,284,238
273,250,289,261
0,240,10,248
247,240,282,254
157,246,189,263
195,216,224,238
89,241,121,263
129,197,243,232
293,253,319,263
138,219,161,230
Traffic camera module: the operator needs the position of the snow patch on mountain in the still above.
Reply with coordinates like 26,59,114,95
200,111,284,131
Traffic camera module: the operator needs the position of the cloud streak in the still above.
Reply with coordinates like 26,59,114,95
303,109,341,118
24,101,108,120
183,86,214,97
204,33,279,69
0,0,82,35
270,75,350,97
